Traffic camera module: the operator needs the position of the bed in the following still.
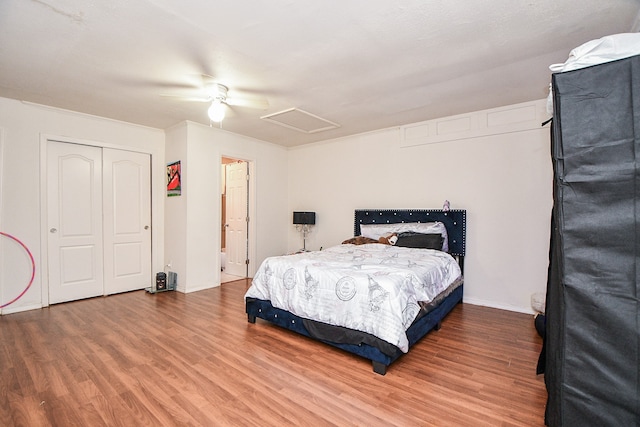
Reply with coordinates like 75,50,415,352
245,209,466,375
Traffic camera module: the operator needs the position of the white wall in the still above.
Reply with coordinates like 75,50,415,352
164,123,189,290
0,94,551,315
0,98,165,314
287,100,554,313
164,121,289,293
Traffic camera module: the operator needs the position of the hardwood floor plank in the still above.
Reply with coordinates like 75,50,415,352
0,280,547,426
7,393,50,427
89,389,133,427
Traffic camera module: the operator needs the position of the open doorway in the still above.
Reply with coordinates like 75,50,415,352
221,157,249,283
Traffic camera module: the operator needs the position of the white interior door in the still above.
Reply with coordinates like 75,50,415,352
47,142,104,304
225,162,248,277
103,149,151,294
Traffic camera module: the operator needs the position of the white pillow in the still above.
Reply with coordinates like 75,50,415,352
359,222,449,252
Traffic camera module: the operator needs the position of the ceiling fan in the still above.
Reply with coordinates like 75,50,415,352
161,74,268,123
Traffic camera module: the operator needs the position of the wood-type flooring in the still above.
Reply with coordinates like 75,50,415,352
0,279,547,426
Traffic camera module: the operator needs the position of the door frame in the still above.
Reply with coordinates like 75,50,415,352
219,154,256,282
39,134,161,307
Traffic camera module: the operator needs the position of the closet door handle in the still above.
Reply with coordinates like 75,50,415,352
50,228,57,233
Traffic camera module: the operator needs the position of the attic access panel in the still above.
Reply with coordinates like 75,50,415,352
261,108,340,134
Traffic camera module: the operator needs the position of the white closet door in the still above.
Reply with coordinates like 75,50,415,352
103,148,152,294
225,162,248,277
47,142,104,304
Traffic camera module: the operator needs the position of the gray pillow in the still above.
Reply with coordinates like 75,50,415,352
395,232,443,250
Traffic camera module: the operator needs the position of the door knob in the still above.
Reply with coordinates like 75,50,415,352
144,225,150,230
50,228,57,233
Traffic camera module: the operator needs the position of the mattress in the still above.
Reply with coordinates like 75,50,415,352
245,243,462,353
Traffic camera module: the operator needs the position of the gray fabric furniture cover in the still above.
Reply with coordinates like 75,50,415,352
545,54,639,426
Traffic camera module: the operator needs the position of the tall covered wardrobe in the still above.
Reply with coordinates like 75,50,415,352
545,53,639,425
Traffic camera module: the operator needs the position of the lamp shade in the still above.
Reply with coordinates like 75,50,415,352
208,100,226,122
293,211,316,225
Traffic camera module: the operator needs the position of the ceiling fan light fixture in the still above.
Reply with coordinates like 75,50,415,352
208,99,226,122
205,82,228,100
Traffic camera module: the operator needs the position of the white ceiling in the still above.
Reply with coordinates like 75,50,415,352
1,1,639,147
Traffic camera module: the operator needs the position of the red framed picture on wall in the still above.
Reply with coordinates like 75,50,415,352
167,161,181,197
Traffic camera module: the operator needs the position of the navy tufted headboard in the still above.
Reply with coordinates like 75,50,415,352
354,209,466,257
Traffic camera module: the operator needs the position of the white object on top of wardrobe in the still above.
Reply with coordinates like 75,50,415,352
549,33,640,73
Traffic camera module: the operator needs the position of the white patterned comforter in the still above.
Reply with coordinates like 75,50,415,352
245,243,462,353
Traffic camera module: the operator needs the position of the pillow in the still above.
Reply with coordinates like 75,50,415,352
342,236,379,245
359,222,449,252
395,232,443,250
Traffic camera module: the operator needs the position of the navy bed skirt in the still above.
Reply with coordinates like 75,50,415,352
246,284,463,375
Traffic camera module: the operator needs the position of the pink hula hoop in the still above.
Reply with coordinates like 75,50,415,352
0,231,36,309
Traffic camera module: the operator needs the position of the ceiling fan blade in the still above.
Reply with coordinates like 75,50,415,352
200,73,220,86
226,97,269,109
160,94,211,102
